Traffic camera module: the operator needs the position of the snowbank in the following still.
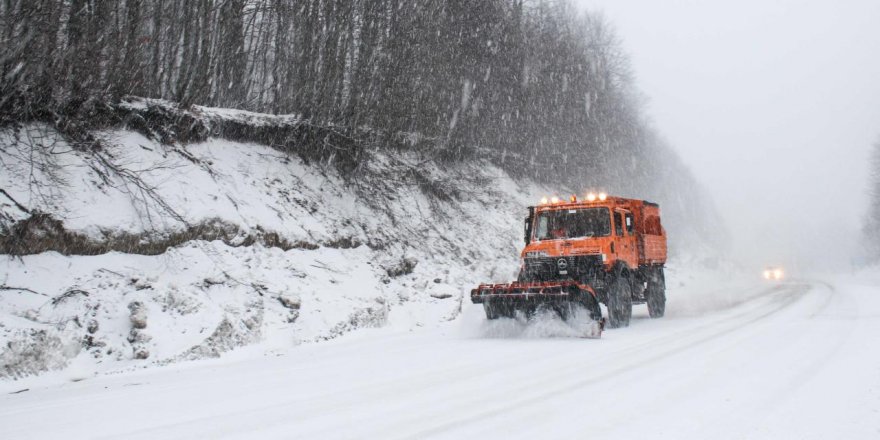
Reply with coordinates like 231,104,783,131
0,121,552,380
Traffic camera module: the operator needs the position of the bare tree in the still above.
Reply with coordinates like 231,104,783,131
0,0,699,197
864,136,880,260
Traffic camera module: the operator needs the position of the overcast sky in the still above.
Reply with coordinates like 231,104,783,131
574,0,880,271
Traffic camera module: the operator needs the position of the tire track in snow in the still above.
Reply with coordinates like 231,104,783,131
44,283,807,440
393,284,808,439
745,280,860,420
282,284,807,439
254,285,798,427
580,281,850,440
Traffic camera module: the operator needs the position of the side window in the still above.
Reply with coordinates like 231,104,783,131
536,216,549,240
614,212,624,237
625,213,634,234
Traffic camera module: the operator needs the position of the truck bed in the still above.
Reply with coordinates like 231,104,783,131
638,234,667,265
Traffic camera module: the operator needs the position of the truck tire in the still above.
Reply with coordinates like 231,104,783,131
556,287,601,322
483,300,500,320
607,272,633,328
646,268,666,318
581,295,603,322
484,300,515,319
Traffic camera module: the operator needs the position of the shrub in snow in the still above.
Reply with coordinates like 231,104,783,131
0,329,80,379
179,314,260,360
133,349,150,360
128,301,147,329
385,257,417,278
278,294,301,310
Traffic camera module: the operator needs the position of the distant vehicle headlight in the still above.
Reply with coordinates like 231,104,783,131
763,267,784,280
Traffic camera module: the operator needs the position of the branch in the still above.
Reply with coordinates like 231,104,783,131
0,285,46,296
0,188,30,213
92,150,188,226
51,288,89,306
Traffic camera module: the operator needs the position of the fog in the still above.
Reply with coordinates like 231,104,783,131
575,0,880,273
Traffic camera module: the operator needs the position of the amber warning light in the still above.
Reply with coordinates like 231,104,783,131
540,193,609,205
585,192,607,202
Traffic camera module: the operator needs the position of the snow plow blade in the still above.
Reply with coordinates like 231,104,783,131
470,281,604,338
470,281,596,304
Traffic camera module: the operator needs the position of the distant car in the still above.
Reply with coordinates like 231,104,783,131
763,267,784,280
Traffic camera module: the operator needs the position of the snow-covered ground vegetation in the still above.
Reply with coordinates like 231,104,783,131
0,102,567,379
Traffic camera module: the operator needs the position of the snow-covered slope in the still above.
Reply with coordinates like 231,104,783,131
0,121,548,380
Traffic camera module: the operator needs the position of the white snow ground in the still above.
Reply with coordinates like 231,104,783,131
1,273,878,439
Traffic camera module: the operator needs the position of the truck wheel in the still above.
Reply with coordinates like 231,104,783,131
646,268,666,318
646,285,666,318
485,300,515,319
574,286,603,322
586,296,603,322
483,300,500,320
607,273,633,328
554,301,573,320
500,303,515,318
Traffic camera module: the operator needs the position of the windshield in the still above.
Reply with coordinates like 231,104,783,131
534,207,611,240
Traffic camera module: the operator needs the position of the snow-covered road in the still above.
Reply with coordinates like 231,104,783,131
2,278,878,439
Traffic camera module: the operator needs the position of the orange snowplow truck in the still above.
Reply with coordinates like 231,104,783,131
470,194,667,330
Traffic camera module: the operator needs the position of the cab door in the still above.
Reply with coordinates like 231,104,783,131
613,209,639,268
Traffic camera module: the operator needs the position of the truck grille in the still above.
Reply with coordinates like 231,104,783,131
522,255,603,282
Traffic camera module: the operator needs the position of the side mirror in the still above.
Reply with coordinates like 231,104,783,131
524,207,534,245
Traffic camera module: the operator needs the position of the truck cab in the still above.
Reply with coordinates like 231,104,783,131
519,194,668,324
471,193,667,330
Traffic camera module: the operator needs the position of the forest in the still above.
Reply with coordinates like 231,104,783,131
865,136,880,260
1,0,694,188
0,0,732,257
